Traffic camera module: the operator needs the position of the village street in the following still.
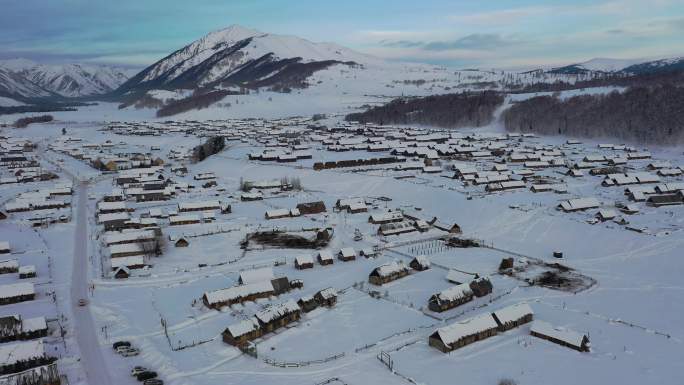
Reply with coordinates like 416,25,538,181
71,180,114,385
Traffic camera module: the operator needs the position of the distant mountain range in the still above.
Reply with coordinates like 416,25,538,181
2,25,683,114
0,59,135,101
547,57,684,75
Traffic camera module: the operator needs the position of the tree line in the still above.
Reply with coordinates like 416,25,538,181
192,136,226,162
502,84,684,144
345,91,504,128
13,115,54,128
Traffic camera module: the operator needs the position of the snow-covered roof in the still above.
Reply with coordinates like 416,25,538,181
204,281,274,306
492,303,534,325
0,282,34,298
318,250,334,261
435,313,499,345
0,339,45,366
226,318,260,338
339,248,355,257
317,287,337,300
110,255,144,269
371,261,408,278
255,299,300,324
103,229,156,245
295,255,314,265
436,283,473,302
530,320,588,348
239,267,274,285
0,241,9,252
446,270,475,284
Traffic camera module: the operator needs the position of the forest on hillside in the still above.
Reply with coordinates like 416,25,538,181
345,91,504,128
502,85,684,144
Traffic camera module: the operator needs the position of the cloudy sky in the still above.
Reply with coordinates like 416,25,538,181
1,0,683,69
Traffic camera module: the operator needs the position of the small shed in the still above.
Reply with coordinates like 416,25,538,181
409,255,431,271
294,255,314,270
113,266,130,279
314,287,338,307
18,265,36,279
0,241,10,254
338,248,356,262
174,237,190,247
530,320,590,352
317,250,334,265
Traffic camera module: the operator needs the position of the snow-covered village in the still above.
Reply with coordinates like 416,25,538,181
2,2,684,385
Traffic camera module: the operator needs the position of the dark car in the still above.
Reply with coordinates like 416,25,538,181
112,341,131,349
137,371,158,382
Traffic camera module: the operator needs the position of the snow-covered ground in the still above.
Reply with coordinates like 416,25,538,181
2,101,683,385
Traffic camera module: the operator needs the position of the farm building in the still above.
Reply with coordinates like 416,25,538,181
338,248,356,262
0,282,35,305
297,295,318,313
359,247,379,258
98,212,130,231
317,250,334,265
0,259,18,274
113,266,130,279
222,318,262,346
174,237,190,247
238,268,274,285
255,300,301,333
446,270,477,285
596,209,617,221
377,221,416,236
294,255,314,270
491,303,534,332
103,229,156,246
429,313,499,353
109,243,146,259
530,320,591,352
647,192,684,207
368,211,404,224
110,256,145,270
469,276,493,297
0,339,55,377
241,192,264,201
265,208,299,220
18,265,36,279
0,241,11,254
368,261,410,285
169,214,201,226
557,197,600,212
96,201,128,214
296,201,326,215
428,283,474,312
203,281,275,309
335,198,368,213
314,287,338,307
410,255,431,271
0,315,47,343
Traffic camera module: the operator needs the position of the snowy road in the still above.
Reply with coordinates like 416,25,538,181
71,181,114,385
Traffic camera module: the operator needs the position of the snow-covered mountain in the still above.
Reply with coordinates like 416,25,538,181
115,25,377,96
0,59,136,99
547,57,684,75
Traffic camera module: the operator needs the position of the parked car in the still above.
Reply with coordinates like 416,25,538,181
143,379,163,385
136,371,157,381
113,341,131,350
120,348,140,357
116,345,133,354
131,366,148,376
78,298,88,306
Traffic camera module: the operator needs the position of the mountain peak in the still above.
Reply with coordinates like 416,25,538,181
203,24,264,45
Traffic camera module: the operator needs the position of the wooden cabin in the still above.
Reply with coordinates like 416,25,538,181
296,201,327,215
174,237,190,247
314,287,338,307
368,262,410,285
222,318,262,346
294,255,314,270
530,320,590,352
0,282,35,305
255,300,301,333
469,276,493,297
409,255,430,271
491,303,534,332
429,313,499,353
428,283,474,312
317,250,334,266
338,248,356,262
